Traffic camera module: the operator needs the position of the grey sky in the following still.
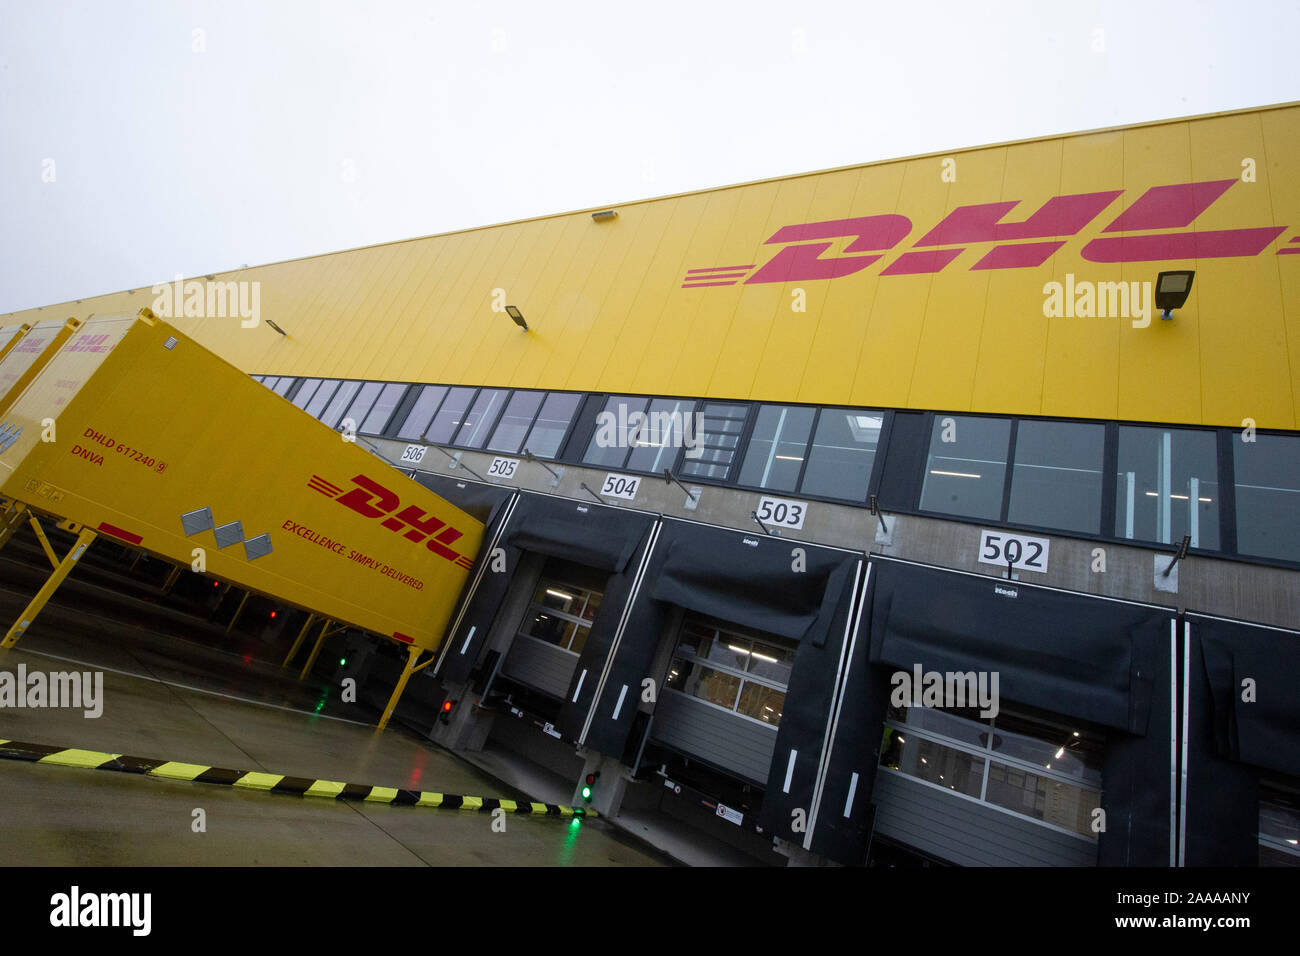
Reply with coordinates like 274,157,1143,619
2,0,1297,315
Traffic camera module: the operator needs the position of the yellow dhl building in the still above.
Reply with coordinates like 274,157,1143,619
4,100,1299,429
4,101,1299,870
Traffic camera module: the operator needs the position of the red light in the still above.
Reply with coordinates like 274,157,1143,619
442,700,454,712
585,773,597,786
270,611,277,619
212,581,220,588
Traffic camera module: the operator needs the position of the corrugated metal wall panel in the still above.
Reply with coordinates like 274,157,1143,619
501,635,580,699
6,104,1298,428
651,690,778,785
872,770,1098,867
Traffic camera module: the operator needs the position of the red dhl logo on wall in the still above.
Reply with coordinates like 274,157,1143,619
308,474,474,570
683,179,1298,288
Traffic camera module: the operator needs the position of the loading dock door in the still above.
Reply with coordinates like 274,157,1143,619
429,487,658,742
499,570,602,700
1182,612,1300,865
577,517,865,850
860,557,1175,867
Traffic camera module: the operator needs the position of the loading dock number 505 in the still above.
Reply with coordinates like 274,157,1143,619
978,530,1049,573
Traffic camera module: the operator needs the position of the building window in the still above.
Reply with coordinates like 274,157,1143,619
486,390,545,454
424,386,475,444
801,409,881,502
522,392,581,459
341,381,383,430
626,398,696,473
1234,434,1300,564
737,405,881,502
1114,426,1219,550
677,403,748,481
663,615,793,728
292,378,324,410
919,415,1012,520
360,383,408,435
880,704,1104,840
261,376,280,392
272,376,295,397
517,580,602,655
320,381,361,429
1007,420,1106,534
738,405,815,493
453,388,506,448
583,395,648,470
304,380,339,418
395,385,448,441
1259,783,1300,867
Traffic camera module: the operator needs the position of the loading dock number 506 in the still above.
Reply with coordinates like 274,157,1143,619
978,530,1049,573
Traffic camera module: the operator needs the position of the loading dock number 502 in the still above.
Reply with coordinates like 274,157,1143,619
978,530,1049,573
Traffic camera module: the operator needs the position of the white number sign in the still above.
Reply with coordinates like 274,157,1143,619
487,456,519,480
399,444,427,464
756,495,808,530
978,530,1050,573
600,473,640,500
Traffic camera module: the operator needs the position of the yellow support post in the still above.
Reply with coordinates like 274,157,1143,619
297,618,339,681
1,527,97,650
378,644,423,732
27,516,60,570
225,590,251,633
160,564,183,594
0,503,29,553
281,612,317,668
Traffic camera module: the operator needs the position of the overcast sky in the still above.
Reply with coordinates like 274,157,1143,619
2,0,1297,315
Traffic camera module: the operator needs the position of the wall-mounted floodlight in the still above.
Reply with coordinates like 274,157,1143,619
505,305,529,330
1155,270,1194,320
591,210,618,222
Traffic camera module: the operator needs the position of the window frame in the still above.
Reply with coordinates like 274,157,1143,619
880,703,1104,842
892,411,1300,573
662,615,796,730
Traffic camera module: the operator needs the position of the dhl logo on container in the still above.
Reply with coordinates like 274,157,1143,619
683,179,1296,288
308,473,474,570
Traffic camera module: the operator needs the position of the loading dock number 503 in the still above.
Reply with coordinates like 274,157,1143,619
978,530,1050,573
756,496,807,530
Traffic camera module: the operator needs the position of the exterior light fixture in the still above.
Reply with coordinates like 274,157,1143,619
505,305,528,330
1155,270,1194,319
591,210,617,222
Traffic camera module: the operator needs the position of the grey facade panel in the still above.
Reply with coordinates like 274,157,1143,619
651,690,778,785
872,770,1098,867
501,635,580,700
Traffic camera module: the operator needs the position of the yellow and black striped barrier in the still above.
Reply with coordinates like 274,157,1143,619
0,738,596,817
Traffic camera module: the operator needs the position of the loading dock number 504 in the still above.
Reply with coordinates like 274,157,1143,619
600,473,640,500
978,530,1050,573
